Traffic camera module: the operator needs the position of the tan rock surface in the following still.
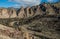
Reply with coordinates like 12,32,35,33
8,8,17,18
0,8,9,18
25,7,34,18
35,6,43,15
0,24,23,39
18,7,26,18
46,4,57,16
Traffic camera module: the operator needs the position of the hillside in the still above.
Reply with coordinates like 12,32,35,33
0,2,60,39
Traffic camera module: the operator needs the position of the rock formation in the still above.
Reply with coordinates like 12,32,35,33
17,7,26,18
35,5,43,16
0,2,60,39
0,8,9,18
0,3,59,18
8,8,17,18
26,7,34,17
46,4,56,16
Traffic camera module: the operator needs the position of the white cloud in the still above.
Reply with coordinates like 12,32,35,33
8,0,41,6
12,4,20,8
47,0,53,2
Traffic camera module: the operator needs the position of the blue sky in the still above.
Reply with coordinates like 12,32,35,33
0,0,59,8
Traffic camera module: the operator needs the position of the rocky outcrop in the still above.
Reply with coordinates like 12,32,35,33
26,7,34,17
35,6,43,16
17,7,26,18
46,4,57,16
8,8,17,18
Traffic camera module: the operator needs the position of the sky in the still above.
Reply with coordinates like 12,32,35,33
0,0,59,8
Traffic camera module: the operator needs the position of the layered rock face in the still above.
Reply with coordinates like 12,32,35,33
0,3,60,18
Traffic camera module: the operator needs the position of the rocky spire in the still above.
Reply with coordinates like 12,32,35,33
26,7,34,17
30,8,34,16
17,7,26,18
46,4,56,16
35,5,43,16
8,8,17,18
0,8,9,18
26,7,30,17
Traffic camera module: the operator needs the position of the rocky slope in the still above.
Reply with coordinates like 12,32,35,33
0,2,60,39
0,3,60,18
